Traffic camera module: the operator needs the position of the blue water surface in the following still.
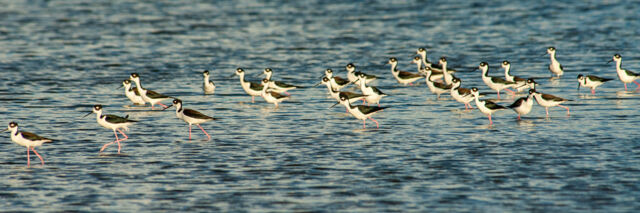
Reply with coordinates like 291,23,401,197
1,0,640,212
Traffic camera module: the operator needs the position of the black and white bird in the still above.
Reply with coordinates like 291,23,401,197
423,68,451,99
355,73,387,106
331,93,387,129
411,56,442,81
439,57,456,85
202,70,216,94
415,48,457,73
388,57,423,86
324,68,351,91
233,68,263,103
129,73,172,109
450,78,474,109
120,79,146,105
502,60,530,92
320,77,366,104
84,105,137,154
577,74,613,95
346,63,377,84
478,62,516,99
260,78,290,108
546,47,564,77
165,99,215,141
263,68,300,95
530,89,571,116
3,122,53,167
608,54,640,91
508,89,535,120
471,87,507,125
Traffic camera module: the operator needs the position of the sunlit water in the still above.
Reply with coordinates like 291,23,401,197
1,0,640,212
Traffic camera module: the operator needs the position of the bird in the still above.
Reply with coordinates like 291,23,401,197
324,68,351,91
478,62,516,99
439,56,456,85
388,57,423,86
471,87,507,125
262,68,300,95
501,60,530,92
411,56,442,81
516,78,539,92
415,48,457,73
355,73,387,107
165,99,215,141
546,47,564,77
577,74,613,95
608,54,640,91
202,70,216,94
450,78,474,110
346,63,377,84
423,68,452,99
320,76,366,104
129,73,172,109
530,89,571,116
260,78,290,108
331,93,386,129
3,122,53,167
233,68,264,103
508,89,535,120
84,105,137,154
120,79,146,105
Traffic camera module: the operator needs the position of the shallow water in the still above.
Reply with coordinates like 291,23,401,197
1,0,640,212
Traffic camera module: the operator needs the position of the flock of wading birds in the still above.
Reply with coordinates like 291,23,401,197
4,47,640,167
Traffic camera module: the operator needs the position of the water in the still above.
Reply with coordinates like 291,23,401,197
1,0,640,212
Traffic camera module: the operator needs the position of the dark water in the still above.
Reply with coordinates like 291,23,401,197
1,0,640,212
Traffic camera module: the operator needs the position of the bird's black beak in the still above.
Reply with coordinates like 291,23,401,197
330,102,340,108
117,84,124,89
162,104,174,111
607,59,613,64
228,73,237,78
2,128,9,132
313,82,322,87
82,112,93,118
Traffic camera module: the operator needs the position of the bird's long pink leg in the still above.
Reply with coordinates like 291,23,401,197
591,89,595,95
284,91,290,95
634,80,640,88
116,129,129,153
624,83,628,91
26,147,31,168
369,117,379,128
32,147,44,166
488,115,493,125
517,114,521,120
197,124,211,141
151,104,155,110
189,125,192,140
362,120,366,129
558,105,570,116
113,130,121,154
157,102,170,109
545,107,549,116
252,96,255,103
505,88,516,96
497,91,501,99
